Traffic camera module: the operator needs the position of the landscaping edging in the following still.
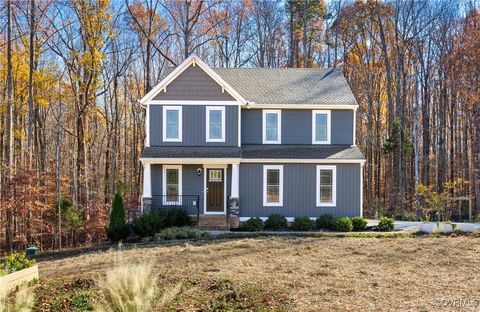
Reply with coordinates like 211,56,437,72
0,264,39,293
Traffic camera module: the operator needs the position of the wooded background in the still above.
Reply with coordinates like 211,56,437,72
1,0,479,251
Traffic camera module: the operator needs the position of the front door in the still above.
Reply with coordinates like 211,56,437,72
206,168,224,213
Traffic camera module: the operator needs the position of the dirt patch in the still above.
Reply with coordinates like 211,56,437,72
35,236,480,311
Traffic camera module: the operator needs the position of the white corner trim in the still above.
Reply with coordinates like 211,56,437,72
352,109,357,146
145,104,150,147
312,110,331,145
139,54,247,105
316,165,336,207
206,106,226,142
203,165,227,215
162,106,182,142
262,110,282,144
162,165,182,205
237,105,241,147
360,162,364,217
263,165,283,207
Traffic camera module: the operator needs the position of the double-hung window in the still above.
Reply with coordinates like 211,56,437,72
206,106,225,142
163,106,182,142
163,165,182,204
316,165,336,207
263,165,283,206
312,110,331,144
263,110,281,144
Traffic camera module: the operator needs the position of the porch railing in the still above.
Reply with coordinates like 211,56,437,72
151,195,200,226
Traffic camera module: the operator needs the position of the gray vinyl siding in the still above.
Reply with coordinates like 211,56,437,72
150,105,238,146
239,163,361,218
241,109,354,145
150,164,232,215
153,65,235,101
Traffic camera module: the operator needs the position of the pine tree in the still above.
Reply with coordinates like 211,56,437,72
107,193,129,242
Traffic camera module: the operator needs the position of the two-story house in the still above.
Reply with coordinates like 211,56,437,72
139,54,365,228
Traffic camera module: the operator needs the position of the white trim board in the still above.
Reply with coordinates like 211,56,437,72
245,104,358,110
149,100,239,106
139,54,247,105
240,159,366,164
140,158,241,164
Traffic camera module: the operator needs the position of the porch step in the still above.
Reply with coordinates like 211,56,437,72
198,215,239,230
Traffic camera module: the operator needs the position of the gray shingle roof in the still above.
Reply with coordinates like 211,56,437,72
241,145,364,160
141,146,241,159
160,67,357,106
141,145,364,160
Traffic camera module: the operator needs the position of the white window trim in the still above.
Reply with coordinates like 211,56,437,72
162,165,182,205
262,110,281,144
206,106,225,142
316,165,336,207
162,106,182,142
263,165,283,206
312,110,331,144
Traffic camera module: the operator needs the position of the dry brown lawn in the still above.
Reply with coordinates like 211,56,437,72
35,236,480,311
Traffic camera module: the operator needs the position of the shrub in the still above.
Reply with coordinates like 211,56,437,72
335,217,353,232
132,212,166,237
163,208,192,228
264,214,288,230
107,193,129,243
292,216,315,231
97,262,158,312
351,216,368,231
378,217,395,232
155,227,211,241
131,208,192,238
316,214,336,229
3,252,36,274
242,217,264,232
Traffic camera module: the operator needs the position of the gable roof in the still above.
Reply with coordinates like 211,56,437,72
139,54,247,105
213,68,357,106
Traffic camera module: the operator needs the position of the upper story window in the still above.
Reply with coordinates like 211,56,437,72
312,110,331,144
263,110,281,144
163,106,182,142
263,165,283,206
316,165,336,207
206,106,225,142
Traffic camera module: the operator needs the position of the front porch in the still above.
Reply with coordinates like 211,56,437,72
141,161,240,229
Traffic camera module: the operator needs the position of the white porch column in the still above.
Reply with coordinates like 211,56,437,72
142,162,152,213
143,162,152,197
231,163,239,198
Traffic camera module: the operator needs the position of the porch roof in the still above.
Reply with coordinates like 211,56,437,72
141,146,241,159
141,145,364,160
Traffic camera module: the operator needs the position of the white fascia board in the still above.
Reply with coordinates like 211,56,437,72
240,159,366,164
148,100,239,106
244,104,358,110
140,158,241,164
139,54,247,105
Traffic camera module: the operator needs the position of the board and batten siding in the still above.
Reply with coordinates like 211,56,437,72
150,105,238,146
153,65,235,101
239,163,361,218
241,109,354,145
151,164,232,215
